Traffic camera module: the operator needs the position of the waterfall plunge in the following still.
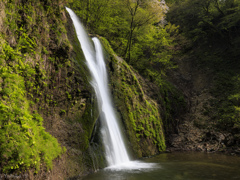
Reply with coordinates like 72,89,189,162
66,7,130,166
66,7,158,170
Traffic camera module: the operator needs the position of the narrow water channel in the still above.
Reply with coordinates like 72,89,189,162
82,152,240,180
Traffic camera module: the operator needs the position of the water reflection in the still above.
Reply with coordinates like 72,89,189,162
82,152,240,180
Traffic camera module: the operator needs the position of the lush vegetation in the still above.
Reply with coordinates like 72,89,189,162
1,0,106,176
0,0,70,173
166,0,240,132
0,66,63,173
68,0,178,84
68,0,185,138
68,0,188,152
101,37,166,156
167,0,240,48
1,0,240,176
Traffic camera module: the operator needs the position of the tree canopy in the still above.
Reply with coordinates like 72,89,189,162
167,0,240,48
68,0,177,84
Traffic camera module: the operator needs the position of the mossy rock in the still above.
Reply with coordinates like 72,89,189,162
100,37,166,158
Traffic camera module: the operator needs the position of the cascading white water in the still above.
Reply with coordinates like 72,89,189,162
66,7,130,166
66,7,158,170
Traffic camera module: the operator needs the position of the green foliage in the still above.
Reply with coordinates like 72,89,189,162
166,0,240,134
68,0,176,83
209,70,240,131
68,3,182,138
17,30,37,54
167,0,240,49
0,69,63,173
0,0,71,173
129,23,178,77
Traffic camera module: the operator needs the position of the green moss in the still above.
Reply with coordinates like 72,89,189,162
0,69,63,173
98,37,116,59
100,37,166,157
0,0,73,174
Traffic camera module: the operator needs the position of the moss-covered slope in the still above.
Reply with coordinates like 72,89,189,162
100,37,166,157
0,0,99,178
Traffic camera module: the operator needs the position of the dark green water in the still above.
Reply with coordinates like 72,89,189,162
83,152,240,180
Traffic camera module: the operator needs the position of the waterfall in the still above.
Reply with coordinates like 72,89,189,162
66,7,130,166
